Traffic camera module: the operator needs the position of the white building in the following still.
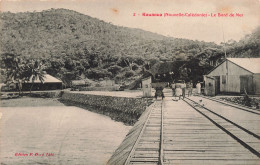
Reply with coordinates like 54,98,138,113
204,58,260,95
142,76,152,97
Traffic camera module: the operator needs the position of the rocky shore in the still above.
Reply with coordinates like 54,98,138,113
61,92,154,125
1,90,154,125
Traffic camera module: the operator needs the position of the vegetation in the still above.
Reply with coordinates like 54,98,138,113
27,60,45,93
1,8,259,87
220,97,260,109
1,53,45,93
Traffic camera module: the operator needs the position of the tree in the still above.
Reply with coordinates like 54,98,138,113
120,56,135,70
26,60,45,93
107,65,122,76
1,53,25,94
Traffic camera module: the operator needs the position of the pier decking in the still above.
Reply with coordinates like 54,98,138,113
108,96,260,165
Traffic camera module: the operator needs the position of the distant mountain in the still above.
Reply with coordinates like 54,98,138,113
224,27,260,58
0,8,259,84
0,8,219,59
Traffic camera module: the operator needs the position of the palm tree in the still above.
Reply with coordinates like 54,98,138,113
27,60,45,93
2,53,24,94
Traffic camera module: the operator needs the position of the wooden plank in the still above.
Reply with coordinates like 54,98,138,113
133,153,159,158
144,127,161,131
119,98,260,165
135,148,159,151
129,162,158,165
164,154,257,160
140,137,160,141
137,143,159,149
123,102,158,165
162,99,259,164
164,146,248,151
164,159,260,165
164,150,249,154
130,158,159,162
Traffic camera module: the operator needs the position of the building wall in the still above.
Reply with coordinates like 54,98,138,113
253,74,260,94
225,75,241,93
208,61,252,76
204,76,215,96
142,77,152,97
207,60,252,93
22,82,62,91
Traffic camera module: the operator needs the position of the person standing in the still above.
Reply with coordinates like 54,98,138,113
181,80,186,99
175,80,182,100
188,80,193,97
196,81,201,95
171,81,175,97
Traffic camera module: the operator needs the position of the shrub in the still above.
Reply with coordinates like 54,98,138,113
85,68,112,79
125,70,135,78
132,64,139,71
107,65,122,75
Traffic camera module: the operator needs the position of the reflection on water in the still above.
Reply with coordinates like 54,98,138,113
0,106,131,165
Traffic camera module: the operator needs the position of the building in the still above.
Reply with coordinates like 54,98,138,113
22,74,63,91
204,58,260,95
203,76,215,96
142,76,152,97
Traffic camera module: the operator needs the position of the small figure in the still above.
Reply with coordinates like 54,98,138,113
155,87,164,100
171,81,176,97
196,81,201,95
175,80,182,100
181,80,186,99
187,80,193,97
199,99,204,106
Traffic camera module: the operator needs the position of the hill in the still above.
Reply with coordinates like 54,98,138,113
0,8,259,85
0,9,219,59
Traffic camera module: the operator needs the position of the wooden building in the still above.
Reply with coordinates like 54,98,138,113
22,74,63,91
203,76,215,96
142,77,152,97
204,58,260,95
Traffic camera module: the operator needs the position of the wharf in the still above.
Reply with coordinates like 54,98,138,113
108,96,260,165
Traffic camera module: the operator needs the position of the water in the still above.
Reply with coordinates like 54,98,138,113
0,106,131,165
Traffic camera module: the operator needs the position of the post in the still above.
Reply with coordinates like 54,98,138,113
142,77,152,97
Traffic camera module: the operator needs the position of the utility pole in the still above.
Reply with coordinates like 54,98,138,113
222,24,227,59
222,24,228,92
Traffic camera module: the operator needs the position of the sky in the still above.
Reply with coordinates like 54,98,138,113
0,0,259,44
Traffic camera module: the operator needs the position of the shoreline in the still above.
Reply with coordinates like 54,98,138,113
0,94,152,126
0,96,65,107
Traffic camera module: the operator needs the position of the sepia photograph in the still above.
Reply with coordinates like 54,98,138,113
0,0,260,164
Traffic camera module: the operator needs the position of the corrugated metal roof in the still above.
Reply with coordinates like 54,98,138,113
227,58,260,74
28,74,62,83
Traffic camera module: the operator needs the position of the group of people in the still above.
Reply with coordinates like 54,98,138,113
171,80,201,100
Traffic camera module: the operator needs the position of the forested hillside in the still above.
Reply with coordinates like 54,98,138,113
1,8,259,86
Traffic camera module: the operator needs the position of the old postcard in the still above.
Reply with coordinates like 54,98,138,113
0,0,260,164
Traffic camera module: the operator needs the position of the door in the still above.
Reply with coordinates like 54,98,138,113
240,75,253,94
214,76,220,95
